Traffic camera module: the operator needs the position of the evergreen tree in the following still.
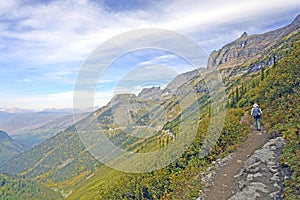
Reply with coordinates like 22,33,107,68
235,87,239,106
261,66,265,81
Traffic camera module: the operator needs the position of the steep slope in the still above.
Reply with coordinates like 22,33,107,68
202,31,300,200
0,174,62,200
239,40,300,199
164,68,204,92
0,126,100,182
0,130,23,162
207,14,300,69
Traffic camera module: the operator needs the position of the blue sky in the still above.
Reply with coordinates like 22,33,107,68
0,0,299,110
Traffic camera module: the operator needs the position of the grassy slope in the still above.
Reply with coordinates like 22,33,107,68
240,40,300,199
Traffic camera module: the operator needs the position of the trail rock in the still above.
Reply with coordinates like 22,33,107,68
229,137,286,200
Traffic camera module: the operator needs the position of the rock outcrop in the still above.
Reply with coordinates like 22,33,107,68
207,14,300,69
164,68,203,92
199,135,290,200
229,137,289,200
138,86,162,101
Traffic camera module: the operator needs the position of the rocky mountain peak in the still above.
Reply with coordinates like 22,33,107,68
291,14,300,25
138,86,162,101
207,15,300,69
240,32,248,38
109,93,137,106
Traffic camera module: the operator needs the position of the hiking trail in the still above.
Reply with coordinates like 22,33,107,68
200,112,287,200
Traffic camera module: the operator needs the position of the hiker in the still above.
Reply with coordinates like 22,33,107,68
251,103,262,131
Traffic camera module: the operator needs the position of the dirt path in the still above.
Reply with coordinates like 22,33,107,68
203,112,269,200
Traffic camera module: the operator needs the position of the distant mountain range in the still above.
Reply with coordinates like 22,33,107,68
0,108,89,150
0,107,89,136
0,107,86,114
13,112,89,150
0,111,70,135
0,107,35,113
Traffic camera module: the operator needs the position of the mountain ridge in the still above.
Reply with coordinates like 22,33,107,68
207,14,300,69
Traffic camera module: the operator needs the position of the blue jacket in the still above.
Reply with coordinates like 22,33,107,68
251,107,262,117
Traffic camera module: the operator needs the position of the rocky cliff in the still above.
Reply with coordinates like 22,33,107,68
138,86,162,101
207,14,300,69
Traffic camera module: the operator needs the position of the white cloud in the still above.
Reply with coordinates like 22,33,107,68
23,78,31,82
151,0,300,31
1,0,298,66
39,69,78,84
119,65,175,82
0,0,19,14
1,0,299,109
138,54,200,72
0,0,151,65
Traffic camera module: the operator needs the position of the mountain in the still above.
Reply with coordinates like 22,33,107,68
0,107,35,113
0,64,209,196
0,112,14,121
0,112,70,135
0,108,89,150
0,130,23,162
41,108,87,114
138,86,163,101
164,68,204,91
0,15,299,199
207,14,300,70
138,68,205,101
12,113,89,150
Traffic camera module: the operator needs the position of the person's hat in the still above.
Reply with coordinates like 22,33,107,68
253,103,259,107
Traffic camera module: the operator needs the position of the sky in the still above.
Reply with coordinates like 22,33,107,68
0,0,299,111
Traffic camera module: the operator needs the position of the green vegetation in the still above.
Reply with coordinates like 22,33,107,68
0,174,61,200
0,127,102,192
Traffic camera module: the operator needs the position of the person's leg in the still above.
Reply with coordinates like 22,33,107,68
253,117,258,130
257,117,261,130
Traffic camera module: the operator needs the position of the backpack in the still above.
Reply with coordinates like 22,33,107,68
252,107,261,117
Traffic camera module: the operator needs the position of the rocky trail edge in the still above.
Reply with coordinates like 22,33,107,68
201,112,287,200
